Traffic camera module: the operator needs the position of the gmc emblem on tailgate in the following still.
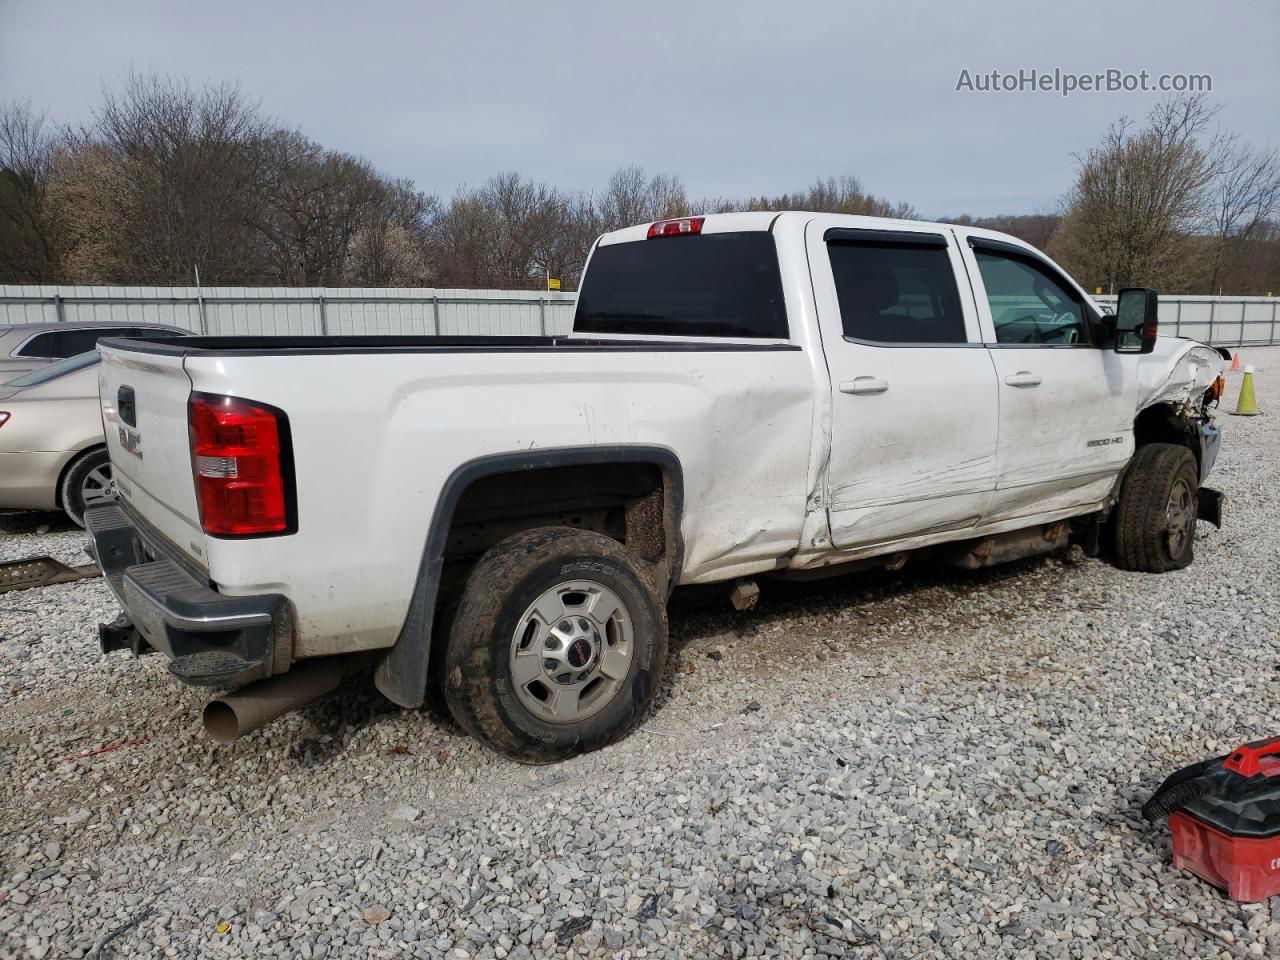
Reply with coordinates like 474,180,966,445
118,426,143,459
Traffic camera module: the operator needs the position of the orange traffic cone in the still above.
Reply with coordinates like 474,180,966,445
1230,352,1242,372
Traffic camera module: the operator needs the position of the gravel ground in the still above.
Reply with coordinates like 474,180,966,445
1,348,1277,960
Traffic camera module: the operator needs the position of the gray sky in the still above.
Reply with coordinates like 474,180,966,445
3,0,1278,217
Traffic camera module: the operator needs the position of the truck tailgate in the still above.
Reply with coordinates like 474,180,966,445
98,344,206,568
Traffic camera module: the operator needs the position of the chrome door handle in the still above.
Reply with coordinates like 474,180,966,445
1004,371,1042,387
840,377,889,395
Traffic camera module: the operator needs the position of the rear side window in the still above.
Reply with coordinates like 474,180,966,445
827,239,967,344
575,233,788,339
15,328,111,358
13,332,59,358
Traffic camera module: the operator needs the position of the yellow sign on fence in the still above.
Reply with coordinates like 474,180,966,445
548,278,561,290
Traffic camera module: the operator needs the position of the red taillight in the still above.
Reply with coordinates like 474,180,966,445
647,216,704,238
188,393,293,536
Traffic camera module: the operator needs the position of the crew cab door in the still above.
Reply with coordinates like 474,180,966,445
959,234,1137,519
806,220,999,550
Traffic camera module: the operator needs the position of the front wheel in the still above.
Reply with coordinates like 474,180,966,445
1112,443,1200,572
443,527,668,763
60,447,113,528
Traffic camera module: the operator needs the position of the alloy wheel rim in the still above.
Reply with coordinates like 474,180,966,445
508,579,633,724
81,464,114,507
1165,478,1194,556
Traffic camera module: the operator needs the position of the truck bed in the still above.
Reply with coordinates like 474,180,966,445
95,334,818,662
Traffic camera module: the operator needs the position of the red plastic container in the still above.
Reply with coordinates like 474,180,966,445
1170,811,1280,902
1150,738,1280,902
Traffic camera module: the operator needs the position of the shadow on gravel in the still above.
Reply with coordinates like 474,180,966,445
0,509,78,535
283,670,468,768
668,548,1073,643
653,549,1087,711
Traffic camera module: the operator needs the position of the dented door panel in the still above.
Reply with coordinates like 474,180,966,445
804,219,1000,550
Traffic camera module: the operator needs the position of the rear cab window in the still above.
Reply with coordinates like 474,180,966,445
574,232,788,339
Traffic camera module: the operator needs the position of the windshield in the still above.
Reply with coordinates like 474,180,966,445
3,350,100,387
574,232,788,339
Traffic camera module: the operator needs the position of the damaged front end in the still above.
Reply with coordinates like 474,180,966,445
1135,339,1228,527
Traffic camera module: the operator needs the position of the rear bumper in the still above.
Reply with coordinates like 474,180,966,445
84,498,293,688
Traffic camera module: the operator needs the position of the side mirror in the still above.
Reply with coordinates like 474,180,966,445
1114,287,1158,354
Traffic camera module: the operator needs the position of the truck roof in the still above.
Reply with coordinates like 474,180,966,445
596,211,1038,253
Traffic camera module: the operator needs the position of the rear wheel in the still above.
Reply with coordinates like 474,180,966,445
1112,443,1199,572
443,526,667,763
60,447,113,528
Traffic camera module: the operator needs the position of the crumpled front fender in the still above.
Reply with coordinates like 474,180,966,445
1136,338,1225,415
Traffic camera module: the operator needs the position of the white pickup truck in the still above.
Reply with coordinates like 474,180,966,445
87,212,1227,762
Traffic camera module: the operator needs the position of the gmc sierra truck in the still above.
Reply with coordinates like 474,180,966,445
86,212,1227,762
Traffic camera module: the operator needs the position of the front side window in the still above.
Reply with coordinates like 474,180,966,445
827,239,967,344
575,232,787,339
975,249,1092,345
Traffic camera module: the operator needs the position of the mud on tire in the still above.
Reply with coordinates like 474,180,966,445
1112,442,1200,573
442,526,668,763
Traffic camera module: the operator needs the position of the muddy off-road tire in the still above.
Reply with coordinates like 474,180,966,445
443,527,668,763
59,447,113,528
1112,442,1200,572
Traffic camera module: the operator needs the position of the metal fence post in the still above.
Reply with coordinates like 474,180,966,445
54,293,65,323
317,294,328,336
1207,299,1214,345
1240,299,1247,347
539,296,547,337
196,290,208,335
431,294,440,336
1174,300,1182,338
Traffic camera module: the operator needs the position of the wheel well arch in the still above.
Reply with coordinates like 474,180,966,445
1133,403,1202,473
374,445,684,708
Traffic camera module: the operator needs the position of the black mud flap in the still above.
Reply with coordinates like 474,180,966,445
1198,487,1225,528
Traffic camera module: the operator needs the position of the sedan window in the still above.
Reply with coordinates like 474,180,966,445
3,350,101,387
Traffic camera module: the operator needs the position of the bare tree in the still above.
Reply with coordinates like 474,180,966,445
254,131,418,285
595,166,689,231
1206,139,1280,292
1051,95,1221,292
93,72,271,283
947,213,1061,251
736,175,916,219
344,179,436,286
0,100,63,281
